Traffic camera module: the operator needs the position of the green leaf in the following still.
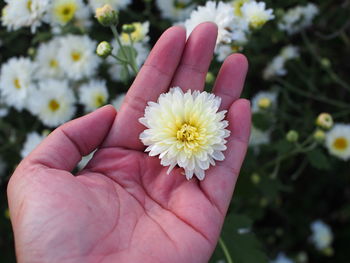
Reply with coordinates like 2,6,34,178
307,148,332,170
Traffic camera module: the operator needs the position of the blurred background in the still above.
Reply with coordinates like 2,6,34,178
0,0,349,262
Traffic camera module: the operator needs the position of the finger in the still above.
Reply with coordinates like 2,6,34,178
24,105,116,171
213,54,248,110
171,22,218,92
102,26,186,150
200,99,251,215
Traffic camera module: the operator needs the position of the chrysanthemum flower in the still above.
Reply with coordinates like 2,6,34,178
121,21,150,45
139,87,230,180
325,124,350,161
28,79,76,127
79,79,109,112
310,220,333,251
48,0,83,26
251,91,277,112
241,1,274,28
88,0,131,11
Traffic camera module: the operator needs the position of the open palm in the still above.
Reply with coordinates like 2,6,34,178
7,23,251,263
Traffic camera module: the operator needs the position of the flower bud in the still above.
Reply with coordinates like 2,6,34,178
96,41,113,58
95,4,118,27
205,72,215,84
313,129,326,143
122,24,136,34
4,208,10,219
316,113,333,130
286,130,299,142
321,58,331,68
251,173,261,184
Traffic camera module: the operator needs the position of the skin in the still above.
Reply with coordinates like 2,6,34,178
7,23,251,263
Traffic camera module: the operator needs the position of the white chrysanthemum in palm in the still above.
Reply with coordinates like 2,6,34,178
184,1,235,45
0,57,36,111
35,38,64,79
28,79,76,127
20,131,46,158
108,42,149,81
310,220,333,250
1,0,50,32
278,3,319,35
271,252,295,263
88,0,131,10
249,126,269,147
111,93,126,111
79,79,109,112
58,34,100,81
121,21,150,45
325,124,350,161
156,0,194,21
241,1,274,28
252,91,277,112
139,87,230,180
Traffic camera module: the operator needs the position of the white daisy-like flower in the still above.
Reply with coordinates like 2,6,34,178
108,42,149,81
120,21,150,45
156,0,194,21
310,220,333,250
139,87,230,180
79,79,109,112
88,0,131,11
215,45,234,62
73,3,93,29
0,57,36,111
20,131,47,158
184,1,235,45
280,45,299,60
240,1,274,29
1,0,50,32
278,3,319,35
325,124,350,161
35,38,64,79
28,79,76,127
58,34,100,81
252,91,277,112
249,125,270,147
271,252,295,263
111,93,126,111
47,0,84,26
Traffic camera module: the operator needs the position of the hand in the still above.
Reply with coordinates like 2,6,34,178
7,23,250,263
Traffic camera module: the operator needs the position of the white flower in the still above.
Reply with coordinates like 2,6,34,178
184,1,235,45
310,220,333,250
241,1,274,28
88,0,131,11
156,0,194,21
249,126,270,147
121,21,150,45
20,131,46,158
35,38,64,79
252,91,277,112
108,42,149,81
271,252,294,263
79,79,109,112
1,0,49,32
0,57,36,111
58,34,100,81
47,0,84,26
325,123,350,161
28,79,76,127
111,93,126,111
280,45,299,60
139,87,230,180
73,3,93,29
278,3,319,35
215,45,234,62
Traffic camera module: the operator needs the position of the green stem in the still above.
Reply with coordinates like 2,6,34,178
219,237,233,263
111,54,129,64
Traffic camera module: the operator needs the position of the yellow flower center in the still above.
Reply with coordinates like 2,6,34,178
14,78,21,89
121,22,143,43
250,15,268,28
27,0,33,12
232,0,247,17
333,137,348,151
94,94,105,108
54,3,77,24
48,99,60,112
49,59,58,68
177,124,199,143
71,51,82,62
258,98,271,109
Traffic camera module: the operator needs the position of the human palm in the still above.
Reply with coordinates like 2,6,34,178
7,23,251,263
